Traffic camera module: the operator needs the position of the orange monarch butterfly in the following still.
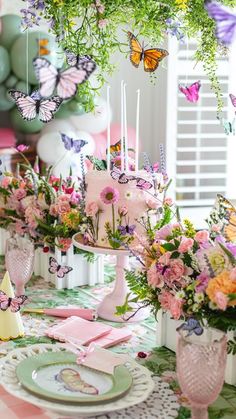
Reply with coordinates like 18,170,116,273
109,140,121,154
127,31,169,72
216,194,236,242
37,38,50,56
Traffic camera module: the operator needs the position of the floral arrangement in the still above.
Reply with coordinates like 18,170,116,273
118,217,236,342
0,146,82,253
20,0,236,113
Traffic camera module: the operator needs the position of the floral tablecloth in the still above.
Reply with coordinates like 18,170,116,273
0,266,235,419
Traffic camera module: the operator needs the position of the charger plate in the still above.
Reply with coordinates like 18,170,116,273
0,344,155,418
16,351,132,404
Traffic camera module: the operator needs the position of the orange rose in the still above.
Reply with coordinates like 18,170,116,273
206,271,236,307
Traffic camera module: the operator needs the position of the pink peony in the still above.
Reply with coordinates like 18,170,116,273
164,197,173,206
146,199,160,210
85,201,99,216
230,268,236,281
147,264,164,288
1,176,12,188
155,224,173,240
163,259,185,282
178,237,194,253
100,186,119,205
58,237,72,252
215,291,228,311
13,188,27,201
194,230,209,244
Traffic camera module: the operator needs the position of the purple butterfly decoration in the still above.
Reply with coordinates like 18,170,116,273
0,291,27,312
61,133,88,153
118,224,136,236
48,257,73,278
176,318,203,337
205,1,236,46
110,167,152,190
179,81,201,103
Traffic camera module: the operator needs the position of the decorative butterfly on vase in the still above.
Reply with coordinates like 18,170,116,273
65,51,97,73
215,194,236,242
111,166,152,190
33,56,96,100
118,224,136,236
37,38,50,56
8,89,62,122
179,80,201,103
48,257,73,278
56,368,98,394
127,31,169,72
176,318,203,337
205,1,236,46
61,133,88,153
0,291,27,312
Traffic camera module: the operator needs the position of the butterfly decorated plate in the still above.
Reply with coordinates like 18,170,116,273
16,351,132,404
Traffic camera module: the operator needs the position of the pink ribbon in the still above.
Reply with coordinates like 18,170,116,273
76,343,96,365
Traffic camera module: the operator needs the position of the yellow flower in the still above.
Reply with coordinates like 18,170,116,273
175,0,188,10
52,0,64,5
61,209,80,229
206,271,236,307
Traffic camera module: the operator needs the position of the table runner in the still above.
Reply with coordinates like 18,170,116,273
0,270,236,418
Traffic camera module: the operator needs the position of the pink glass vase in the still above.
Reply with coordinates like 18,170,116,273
5,236,35,296
176,328,227,419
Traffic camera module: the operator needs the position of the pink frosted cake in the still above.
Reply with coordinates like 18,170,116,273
84,168,161,248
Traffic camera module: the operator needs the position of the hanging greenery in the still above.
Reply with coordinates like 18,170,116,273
23,0,236,113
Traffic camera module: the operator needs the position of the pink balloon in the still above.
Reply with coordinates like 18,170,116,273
92,132,107,159
101,123,137,147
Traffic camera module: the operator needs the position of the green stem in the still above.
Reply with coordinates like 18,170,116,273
112,204,115,234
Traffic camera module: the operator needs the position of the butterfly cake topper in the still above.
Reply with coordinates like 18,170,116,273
127,31,169,72
110,166,153,190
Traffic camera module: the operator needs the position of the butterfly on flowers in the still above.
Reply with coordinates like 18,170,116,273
110,167,152,190
48,257,73,278
118,224,136,236
37,38,50,56
177,318,203,337
179,80,201,103
127,31,169,72
8,89,62,122
33,57,96,100
61,133,88,153
0,291,27,312
205,1,236,46
65,51,96,73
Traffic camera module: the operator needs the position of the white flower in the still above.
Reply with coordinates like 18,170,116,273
194,292,205,303
192,303,200,312
124,191,133,200
175,291,185,300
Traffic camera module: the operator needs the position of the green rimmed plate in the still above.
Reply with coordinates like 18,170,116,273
16,351,132,404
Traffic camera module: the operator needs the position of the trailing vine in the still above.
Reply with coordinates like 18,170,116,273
27,0,236,112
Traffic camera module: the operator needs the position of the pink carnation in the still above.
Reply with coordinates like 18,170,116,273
169,297,183,320
158,290,172,310
194,230,209,244
13,188,27,201
215,291,228,311
58,237,72,252
147,264,164,288
100,186,119,205
85,201,99,216
178,237,194,253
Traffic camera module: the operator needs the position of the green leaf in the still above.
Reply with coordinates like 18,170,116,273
162,243,177,251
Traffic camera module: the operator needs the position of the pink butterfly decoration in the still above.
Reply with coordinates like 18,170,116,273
0,291,27,312
110,167,152,190
179,80,201,103
48,256,73,278
229,93,236,111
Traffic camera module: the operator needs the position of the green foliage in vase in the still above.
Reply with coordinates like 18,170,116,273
43,0,236,113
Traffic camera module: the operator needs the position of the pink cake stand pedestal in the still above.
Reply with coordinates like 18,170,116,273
73,234,149,323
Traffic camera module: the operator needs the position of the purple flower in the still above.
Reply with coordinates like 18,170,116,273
166,18,185,43
23,0,45,10
20,9,41,29
195,272,210,293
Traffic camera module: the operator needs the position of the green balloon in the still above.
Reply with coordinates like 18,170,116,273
10,107,44,134
67,99,85,115
15,81,30,94
55,102,72,119
0,46,10,83
5,74,18,88
0,85,15,111
0,15,21,50
10,31,64,84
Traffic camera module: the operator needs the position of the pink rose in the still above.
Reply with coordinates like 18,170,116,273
58,237,72,252
215,291,228,311
146,199,160,210
164,259,185,282
147,264,164,288
13,188,27,201
229,268,236,281
49,204,59,217
57,201,71,216
1,176,12,188
178,237,194,253
195,230,209,243
164,197,173,206
85,201,99,217
155,224,173,240
170,297,183,320
158,290,173,310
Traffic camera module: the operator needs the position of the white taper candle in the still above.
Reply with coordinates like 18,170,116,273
121,80,124,172
123,83,129,172
135,89,140,171
106,85,111,171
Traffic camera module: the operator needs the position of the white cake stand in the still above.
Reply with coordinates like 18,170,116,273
73,234,149,323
